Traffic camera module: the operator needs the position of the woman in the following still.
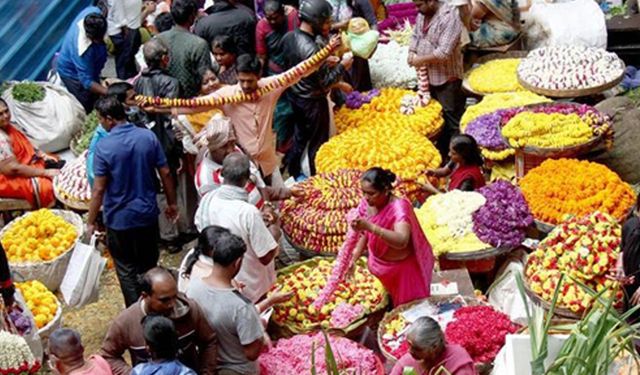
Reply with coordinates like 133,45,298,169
468,0,520,49
212,35,239,85
349,167,434,306
615,194,640,322
178,66,224,137
421,134,485,194
390,317,476,375
0,99,59,208
328,0,377,91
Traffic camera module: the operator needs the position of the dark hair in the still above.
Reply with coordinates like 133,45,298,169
264,0,285,14
212,231,247,267
142,315,179,360
171,0,198,25
92,0,109,16
84,13,107,41
49,328,84,359
0,98,7,108
106,82,134,103
450,134,484,167
236,54,261,75
361,167,396,192
154,12,175,33
212,35,238,56
181,225,231,278
95,95,126,120
139,267,175,296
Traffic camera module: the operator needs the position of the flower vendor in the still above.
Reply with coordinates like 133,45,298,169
421,134,485,194
390,316,476,375
468,0,520,49
48,328,113,375
0,99,60,208
407,0,465,159
616,193,640,321
349,167,435,306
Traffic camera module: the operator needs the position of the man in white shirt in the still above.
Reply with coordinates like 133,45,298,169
107,0,155,79
194,153,279,303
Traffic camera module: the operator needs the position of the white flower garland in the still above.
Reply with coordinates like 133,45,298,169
428,190,486,238
0,331,37,372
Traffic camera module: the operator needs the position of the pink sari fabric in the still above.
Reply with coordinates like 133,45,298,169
390,344,478,375
358,197,434,306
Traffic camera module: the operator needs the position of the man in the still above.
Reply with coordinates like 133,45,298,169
107,0,155,79
390,317,476,375
283,0,352,179
186,229,266,375
158,0,211,98
408,0,464,159
101,267,218,375
56,7,108,113
256,0,299,152
86,96,177,307
0,99,59,208
48,328,113,375
194,154,278,303
194,0,257,56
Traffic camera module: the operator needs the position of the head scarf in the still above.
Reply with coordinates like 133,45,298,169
194,114,236,150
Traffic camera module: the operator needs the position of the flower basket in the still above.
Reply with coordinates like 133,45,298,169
282,231,336,259
522,272,583,320
517,71,624,98
268,257,389,339
37,300,62,341
462,51,529,96
2,209,84,291
442,245,513,262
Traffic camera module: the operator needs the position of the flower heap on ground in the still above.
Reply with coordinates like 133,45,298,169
316,118,441,201
344,89,381,109
519,159,635,225
1,209,78,263
280,170,362,254
525,211,623,313
136,42,337,106
0,331,41,375
465,103,613,160
270,257,386,332
460,92,550,129
370,41,417,89
415,181,532,255
259,332,380,374
468,58,524,94
445,306,520,363
54,150,91,204
518,45,625,91
334,88,443,137
15,280,59,329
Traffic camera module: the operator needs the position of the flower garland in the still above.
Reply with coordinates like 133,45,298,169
329,303,365,329
0,331,41,375
136,42,337,107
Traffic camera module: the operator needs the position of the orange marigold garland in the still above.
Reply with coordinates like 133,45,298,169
519,159,635,225
136,43,338,107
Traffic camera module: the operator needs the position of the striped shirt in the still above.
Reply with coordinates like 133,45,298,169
409,4,464,86
194,149,265,208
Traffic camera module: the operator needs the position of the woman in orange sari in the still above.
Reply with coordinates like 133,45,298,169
349,167,435,306
0,99,59,208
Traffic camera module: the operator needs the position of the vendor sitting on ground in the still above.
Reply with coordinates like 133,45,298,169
468,0,520,49
390,316,476,375
0,99,60,208
420,134,485,193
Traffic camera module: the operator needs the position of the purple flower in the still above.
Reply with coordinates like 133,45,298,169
465,112,508,149
345,89,381,109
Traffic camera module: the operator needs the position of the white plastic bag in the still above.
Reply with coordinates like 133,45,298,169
487,249,530,326
60,235,107,308
1,81,85,153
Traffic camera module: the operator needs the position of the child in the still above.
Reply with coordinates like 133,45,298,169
131,315,197,375
212,35,239,85
421,134,485,193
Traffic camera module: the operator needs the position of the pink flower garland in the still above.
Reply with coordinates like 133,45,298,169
330,303,365,328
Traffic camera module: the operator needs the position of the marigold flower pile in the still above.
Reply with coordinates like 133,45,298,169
15,280,59,329
468,58,524,94
460,91,550,129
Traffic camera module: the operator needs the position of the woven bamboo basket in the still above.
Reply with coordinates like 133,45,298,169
282,230,337,259
268,257,389,340
1,209,84,291
462,51,529,96
517,72,624,98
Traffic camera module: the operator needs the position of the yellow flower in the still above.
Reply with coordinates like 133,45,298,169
502,112,593,149
461,92,550,129
15,280,58,329
468,59,524,94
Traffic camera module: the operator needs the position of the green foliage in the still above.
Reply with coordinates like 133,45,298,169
11,82,45,103
74,111,100,152
310,331,366,375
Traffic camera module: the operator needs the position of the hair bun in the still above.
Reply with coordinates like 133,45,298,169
384,169,396,184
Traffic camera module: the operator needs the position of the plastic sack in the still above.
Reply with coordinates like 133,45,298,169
487,249,530,326
60,234,106,308
1,81,85,153
12,290,44,361
342,18,380,59
524,0,607,49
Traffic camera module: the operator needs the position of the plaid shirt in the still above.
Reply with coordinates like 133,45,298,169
409,4,464,86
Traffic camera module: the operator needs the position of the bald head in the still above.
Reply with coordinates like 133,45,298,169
143,38,169,69
140,267,178,316
49,328,84,362
221,153,250,187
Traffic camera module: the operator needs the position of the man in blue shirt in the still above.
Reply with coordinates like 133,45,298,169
57,6,109,113
87,96,178,307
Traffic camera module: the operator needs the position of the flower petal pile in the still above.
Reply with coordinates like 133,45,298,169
525,211,623,313
519,159,635,225
460,92,550,129
472,180,533,248
54,150,91,203
280,170,362,254
0,331,41,375
445,305,519,364
370,41,417,89
344,89,381,109
15,280,59,329
468,58,524,94
259,332,381,374
502,112,593,149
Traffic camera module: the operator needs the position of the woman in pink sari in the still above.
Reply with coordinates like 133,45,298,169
349,167,435,306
